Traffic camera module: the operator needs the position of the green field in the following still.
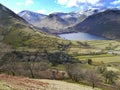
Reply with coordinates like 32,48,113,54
92,56,120,63
69,40,120,54
70,40,120,64
76,54,120,63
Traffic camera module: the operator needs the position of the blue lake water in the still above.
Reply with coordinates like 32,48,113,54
58,32,108,40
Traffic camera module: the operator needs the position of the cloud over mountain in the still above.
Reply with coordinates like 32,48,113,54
16,0,34,6
111,0,120,5
56,0,120,10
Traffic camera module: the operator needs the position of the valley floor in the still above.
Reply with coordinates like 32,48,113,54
0,74,101,90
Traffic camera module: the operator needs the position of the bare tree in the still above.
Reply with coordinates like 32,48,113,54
24,62,35,78
65,63,85,82
23,60,51,78
0,52,18,76
86,70,100,89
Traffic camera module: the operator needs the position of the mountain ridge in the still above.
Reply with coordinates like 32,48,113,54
18,10,47,25
72,9,120,39
18,10,90,33
18,8,108,34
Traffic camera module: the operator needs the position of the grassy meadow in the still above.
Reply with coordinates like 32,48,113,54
71,40,120,62
1,39,120,90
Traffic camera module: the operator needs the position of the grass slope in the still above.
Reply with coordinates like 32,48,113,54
0,74,102,90
0,4,65,51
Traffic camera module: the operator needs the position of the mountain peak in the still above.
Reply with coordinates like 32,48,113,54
19,10,46,16
48,13,58,18
18,10,47,25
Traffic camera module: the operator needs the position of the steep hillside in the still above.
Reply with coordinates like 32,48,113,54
73,9,120,39
0,3,61,49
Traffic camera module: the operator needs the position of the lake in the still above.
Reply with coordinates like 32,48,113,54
58,32,108,40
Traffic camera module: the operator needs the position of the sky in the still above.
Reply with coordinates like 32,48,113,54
0,0,120,15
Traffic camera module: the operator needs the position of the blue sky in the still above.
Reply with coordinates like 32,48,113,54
0,0,120,15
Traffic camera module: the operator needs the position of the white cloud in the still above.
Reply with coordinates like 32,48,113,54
87,0,100,5
16,0,34,6
56,0,101,7
56,0,120,10
79,6,85,10
25,0,34,6
111,0,120,5
37,9,47,14
16,2,24,6
66,0,79,7
95,3,104,7
57,0,68,5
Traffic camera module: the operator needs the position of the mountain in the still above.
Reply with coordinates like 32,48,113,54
18,9,105,34
18,10,47,25
51,12,86,25
0,3,61,49
74,8,106,16
18,11,88,33
73,9,120,39
37,13,69,31
35,12,85,34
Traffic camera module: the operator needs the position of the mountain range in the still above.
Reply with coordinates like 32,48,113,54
1,3,120,40
18,9,100,34
18,8,120,39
